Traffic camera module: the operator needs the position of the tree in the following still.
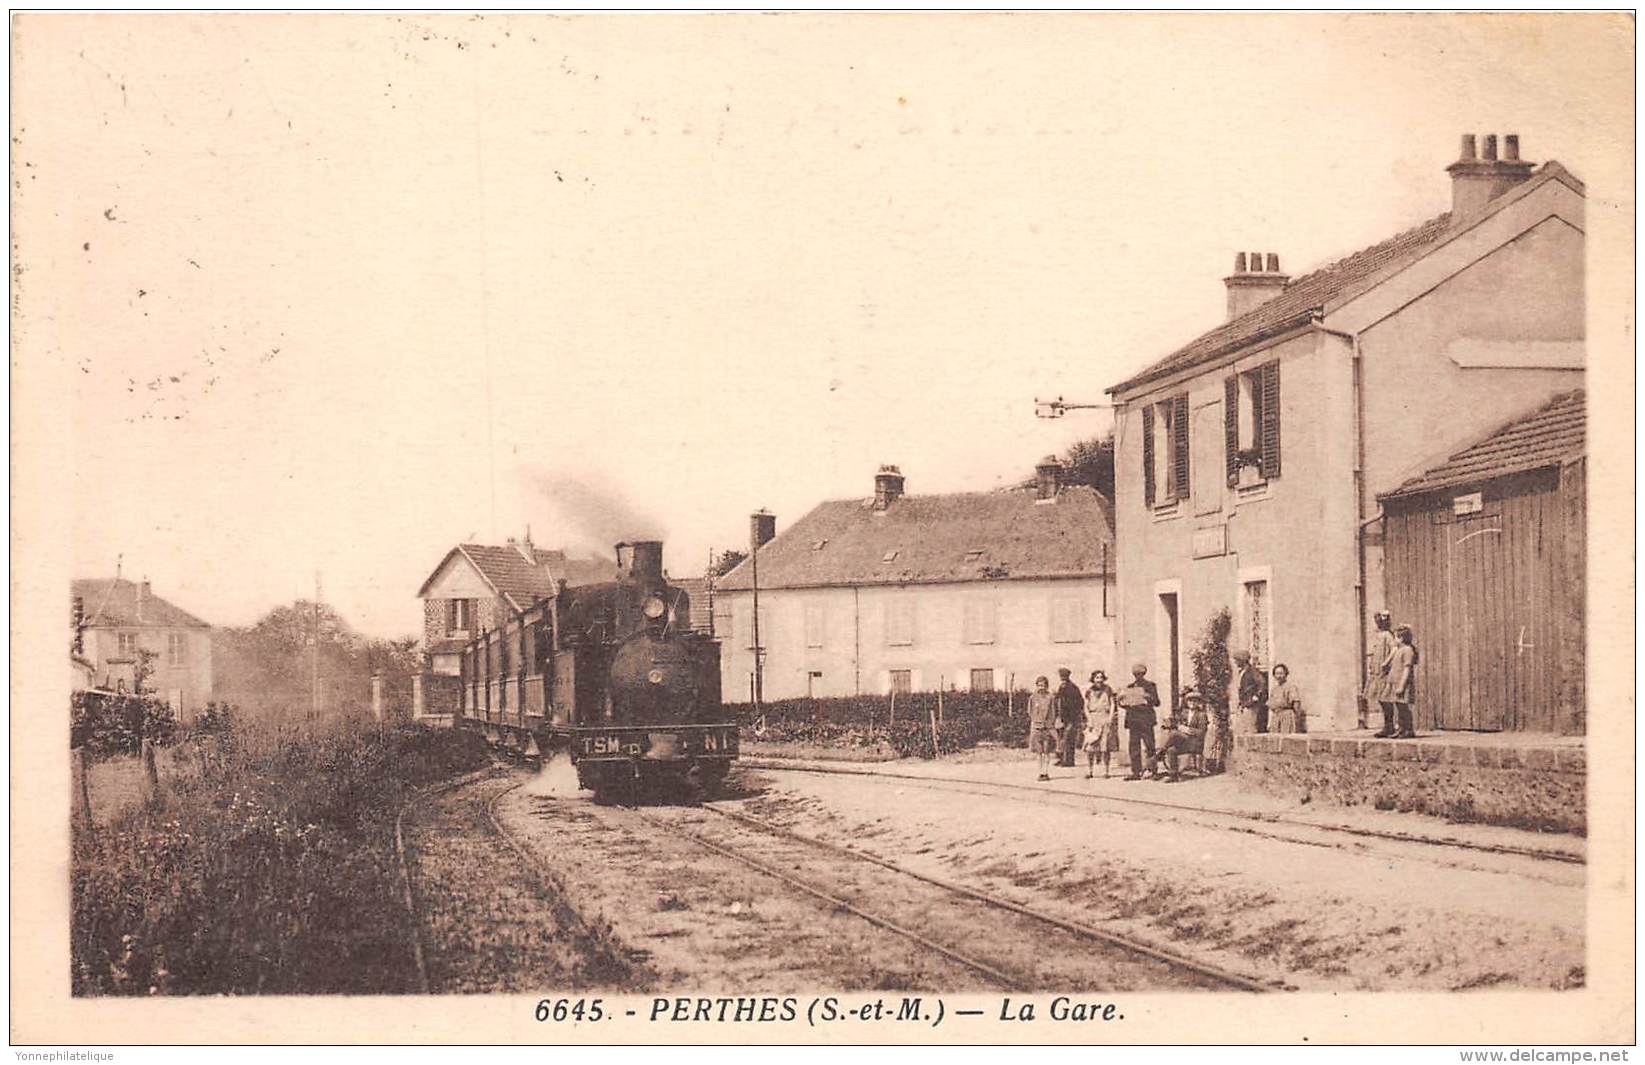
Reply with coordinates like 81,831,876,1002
212,600,417,721
709,549,748,579
1058,432,1116,499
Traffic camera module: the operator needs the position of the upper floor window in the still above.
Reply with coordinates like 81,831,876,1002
962,598,997,645
116,632,138,657
448,598,473,632
1143,394,1190,507
166,632,187,666
1050,596,1087,644
885,599,917,647
1226,360,1282,485
804,604,826,649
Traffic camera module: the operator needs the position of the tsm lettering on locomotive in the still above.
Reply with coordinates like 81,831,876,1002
454,540,737,801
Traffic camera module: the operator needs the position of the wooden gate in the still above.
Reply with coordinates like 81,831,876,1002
1382,469,1563,732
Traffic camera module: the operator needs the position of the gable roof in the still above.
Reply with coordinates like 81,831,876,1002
715,485,1115,592
1108,161,1584,396
72,579,210,629
416,543,618,612
668,576,714,633
1381,390,1585,500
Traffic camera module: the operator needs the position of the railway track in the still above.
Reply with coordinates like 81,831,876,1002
395,767,644,992
631,801,1283,993
742,759,1584,867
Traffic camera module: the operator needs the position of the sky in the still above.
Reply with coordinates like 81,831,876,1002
16,12,1633,637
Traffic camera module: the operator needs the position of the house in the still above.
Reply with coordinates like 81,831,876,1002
1378,390,1585,735
1106,133,1584,730
414,535,617,715
71,577,214,719
713,462,1117,702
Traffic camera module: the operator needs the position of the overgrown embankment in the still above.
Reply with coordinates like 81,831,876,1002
71,716,490,996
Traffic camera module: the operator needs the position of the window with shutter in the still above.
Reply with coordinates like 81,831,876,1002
1141,404,1155,507
1171,394,1190,501
1050,597,1086,643
885,599,916,647
963,598,997,645
1225,376,1240,486
1260,359,1281,478
804,604,826,649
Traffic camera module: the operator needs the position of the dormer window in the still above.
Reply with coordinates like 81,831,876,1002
964,549,985,562
882,550,900,563
812,539,829,551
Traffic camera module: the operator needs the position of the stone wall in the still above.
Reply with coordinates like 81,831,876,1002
1233,733,1586,835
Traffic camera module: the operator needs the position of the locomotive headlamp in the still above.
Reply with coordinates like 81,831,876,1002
642,596,667,620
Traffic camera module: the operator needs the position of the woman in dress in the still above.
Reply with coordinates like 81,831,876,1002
1268,663,1305,734
1367,610,1399,737
1083,670,1121,779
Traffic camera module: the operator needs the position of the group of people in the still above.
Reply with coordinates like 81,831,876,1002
1365,610,1421,739
1024,664,1231,785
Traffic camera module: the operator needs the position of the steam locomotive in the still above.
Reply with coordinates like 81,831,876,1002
455,540,736,800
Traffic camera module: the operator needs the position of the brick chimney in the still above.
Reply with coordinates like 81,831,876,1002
1034,455,1063,501
1223,251,1289,320
1447,133,1534,218
749,510,776,549
873,465,905,510
137,577,150,622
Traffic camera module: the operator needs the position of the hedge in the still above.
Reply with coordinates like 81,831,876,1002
728,692,1031,758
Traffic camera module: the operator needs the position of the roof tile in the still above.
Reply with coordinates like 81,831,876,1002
1381,390,1585,499
716,485,1114,592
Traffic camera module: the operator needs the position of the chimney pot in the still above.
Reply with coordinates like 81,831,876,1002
1460,134,1477,160
1249,251,1264,271
1504,134,1520,161
1482,134,1498,161
1265,253,1279,272
1233,251,1247,273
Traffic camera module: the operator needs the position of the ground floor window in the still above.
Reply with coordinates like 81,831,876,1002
1243,578,1270,666
889,669,913,695
970,668,995,692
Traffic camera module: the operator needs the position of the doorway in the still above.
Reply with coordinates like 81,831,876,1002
1157,591,1181,714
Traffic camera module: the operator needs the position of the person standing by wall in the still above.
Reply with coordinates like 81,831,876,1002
1084,670,1120,779
1027,675,1056,781
1117,664,1159,781
1390,626,1420,739
1268,663,1305,734
1367,611,1399,738
1233,649,1269,734
1053,667,1085,768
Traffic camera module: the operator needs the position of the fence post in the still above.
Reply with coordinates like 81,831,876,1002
937,679,944,724
73,747,93,827
889,690,896,728
140,739,160,805
928,704,940,759
1008,673,1015,717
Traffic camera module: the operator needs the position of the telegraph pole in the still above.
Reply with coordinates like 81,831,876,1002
749,520,764,711
312,571,322,721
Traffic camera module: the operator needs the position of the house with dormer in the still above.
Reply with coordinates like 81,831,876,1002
1106,134,1584,731
714,462,1117,702
71,577,213,718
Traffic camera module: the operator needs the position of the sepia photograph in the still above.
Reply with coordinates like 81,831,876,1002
10,10,1635,1047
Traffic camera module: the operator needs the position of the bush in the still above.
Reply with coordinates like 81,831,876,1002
71,719,491,996
71,691,179,758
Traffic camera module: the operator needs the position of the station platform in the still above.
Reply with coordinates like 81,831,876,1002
1231,728,1586,835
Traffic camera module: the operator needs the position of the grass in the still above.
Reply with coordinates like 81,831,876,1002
71,715,491,996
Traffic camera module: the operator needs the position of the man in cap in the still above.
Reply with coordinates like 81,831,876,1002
1153,687,1210,782
1116,663,1160,780
1233,649,1269,734
1053,667,1085,768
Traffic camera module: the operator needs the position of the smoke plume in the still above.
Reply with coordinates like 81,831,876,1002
523,469,668,553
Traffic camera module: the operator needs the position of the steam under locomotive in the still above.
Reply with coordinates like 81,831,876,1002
455,540,737,800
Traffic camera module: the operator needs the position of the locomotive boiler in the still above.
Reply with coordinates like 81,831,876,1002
455,540,736,800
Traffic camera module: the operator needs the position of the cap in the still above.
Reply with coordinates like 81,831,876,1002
1058,668,1071,677
1132,663,1147,674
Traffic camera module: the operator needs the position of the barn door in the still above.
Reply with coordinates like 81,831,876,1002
1444,523,1507,731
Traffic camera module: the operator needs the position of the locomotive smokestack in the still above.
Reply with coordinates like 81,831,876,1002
623,540,664,585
